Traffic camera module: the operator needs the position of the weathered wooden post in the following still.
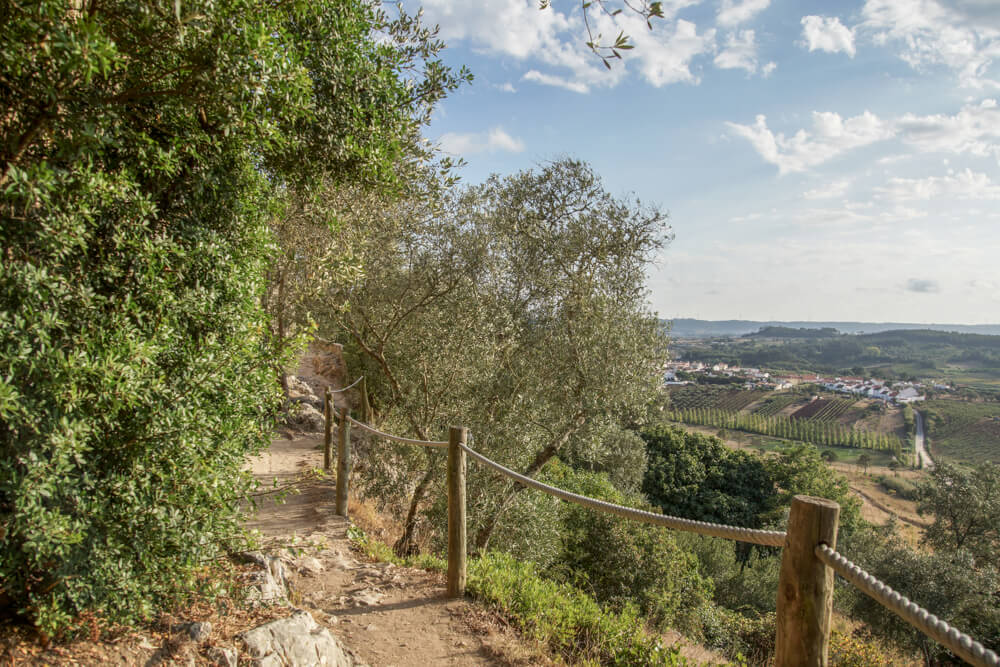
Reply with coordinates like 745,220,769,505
323,387,333,471
775,495,841,667
447,426,468,598
336,407,351,517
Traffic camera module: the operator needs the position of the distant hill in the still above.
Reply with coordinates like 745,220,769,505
665,318,1000,338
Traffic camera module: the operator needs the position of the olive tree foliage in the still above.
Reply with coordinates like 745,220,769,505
540,1,667,69
840,523,1000,663
917,461,1000,566
1,0,464,634
324,158,671,555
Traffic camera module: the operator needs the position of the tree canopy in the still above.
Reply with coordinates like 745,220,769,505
324,158,671,554
1,0,464,633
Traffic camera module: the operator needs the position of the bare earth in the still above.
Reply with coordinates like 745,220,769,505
246,433,519,667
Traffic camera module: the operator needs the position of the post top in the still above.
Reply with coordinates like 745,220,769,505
792,494,840,510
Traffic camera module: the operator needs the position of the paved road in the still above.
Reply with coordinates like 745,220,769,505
914,409,934,470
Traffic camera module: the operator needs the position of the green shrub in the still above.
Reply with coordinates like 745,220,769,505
0,0,462,635
875,475,918,500
541,460,712,635
469,552,686,666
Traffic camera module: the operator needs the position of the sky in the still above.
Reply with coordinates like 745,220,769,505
404,0,1000,325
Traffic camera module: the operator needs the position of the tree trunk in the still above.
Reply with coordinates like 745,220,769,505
474,413,586,551
394,463,437,556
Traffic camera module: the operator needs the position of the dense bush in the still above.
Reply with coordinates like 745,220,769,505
541,461,711,634
469,552,686,666
0,0,462,634
875,474,918,500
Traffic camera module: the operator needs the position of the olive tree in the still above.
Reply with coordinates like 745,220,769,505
327,158,671,555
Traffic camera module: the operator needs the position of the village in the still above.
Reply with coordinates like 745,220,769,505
662,360,950,404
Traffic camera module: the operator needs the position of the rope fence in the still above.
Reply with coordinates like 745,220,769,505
816,544,1000,667
346,415,447,447
460,442,786,547
327,375,364,393
325,388,997,666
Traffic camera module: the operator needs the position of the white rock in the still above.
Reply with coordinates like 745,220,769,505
244,553,290,604
239,610,367,667
297,556,325,576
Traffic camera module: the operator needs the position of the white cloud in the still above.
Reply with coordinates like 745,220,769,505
438,126,526,155
876,168,1000,201
498,82,517,93
522,70,590,93
860,0,1000,87
761,61,777,77
714,30,760,73
726,110,893,174
803,179,851,199
418,0,717,92
614,16,717,86
801,15,856,57
416,0,612,91
717,0,771,28
895,98,1000,158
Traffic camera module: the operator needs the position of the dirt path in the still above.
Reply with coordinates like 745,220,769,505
246,434,506,667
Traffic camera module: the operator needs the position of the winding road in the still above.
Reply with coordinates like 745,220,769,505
914,409,934,470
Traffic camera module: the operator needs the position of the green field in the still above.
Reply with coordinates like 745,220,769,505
704,431,897,467
921,399,1000,464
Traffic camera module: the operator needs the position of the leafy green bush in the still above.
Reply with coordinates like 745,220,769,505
0,0,462,635
875,475,918,500
469,552,686,666
540,460,712,635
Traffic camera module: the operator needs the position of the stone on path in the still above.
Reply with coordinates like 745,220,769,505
238,610,367,667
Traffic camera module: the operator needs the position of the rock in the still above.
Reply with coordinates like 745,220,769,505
347,588,384,607
297,556,324,576
284,402,325,432
287,375,324,411
242,552,290,604
287,375,317,400
238,610,367,667
311,341,346,386
188,621,212,642
207,646,238,667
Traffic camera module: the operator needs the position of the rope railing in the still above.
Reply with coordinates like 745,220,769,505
327,376,364,393
816,544,1000,667
345,415,448,448
327,396,998,666
460,442,786,547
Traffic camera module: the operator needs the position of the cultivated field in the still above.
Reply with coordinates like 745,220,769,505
922,399,1000,464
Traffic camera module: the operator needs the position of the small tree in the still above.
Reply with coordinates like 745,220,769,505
918,462,1000,565
327,159,671,554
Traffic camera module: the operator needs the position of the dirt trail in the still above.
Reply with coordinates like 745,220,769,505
246,434,505,667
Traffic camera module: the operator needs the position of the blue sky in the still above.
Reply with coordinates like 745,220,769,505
406,0,1000,325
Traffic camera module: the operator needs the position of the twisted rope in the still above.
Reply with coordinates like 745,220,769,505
459,443,786,547
346,416,447,448
327,376,364,393
816,544,999,667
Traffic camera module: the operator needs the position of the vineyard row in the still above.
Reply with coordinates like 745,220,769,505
668,407,906,454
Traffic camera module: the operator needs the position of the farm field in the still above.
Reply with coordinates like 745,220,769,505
790,398,855,422
921,399,1000,464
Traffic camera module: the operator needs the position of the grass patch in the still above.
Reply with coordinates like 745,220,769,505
875,475,919,501
469,552,686,666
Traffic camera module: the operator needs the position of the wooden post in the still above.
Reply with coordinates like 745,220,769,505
775,495,841,667
447,426,468,598
336,408,351,517
323,388,333,471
